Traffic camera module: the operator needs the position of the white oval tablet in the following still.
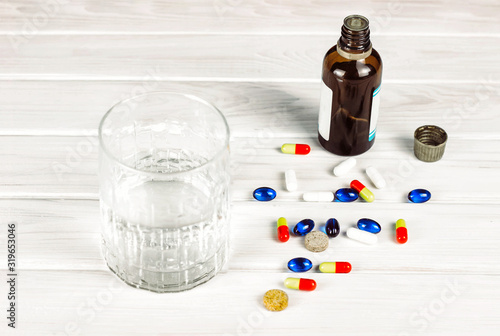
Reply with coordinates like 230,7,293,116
346,227,378,245
285,169,298,192
333,158,357,176
365,166,386,189
302,192,334,202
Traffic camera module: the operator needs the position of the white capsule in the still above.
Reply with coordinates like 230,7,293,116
302,192,334,202
285,169,298,192
346,227,378,245
333,158,357,176
365,166,386,189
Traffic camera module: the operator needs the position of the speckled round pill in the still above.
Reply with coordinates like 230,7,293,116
263,289,288,311
304,231,329,252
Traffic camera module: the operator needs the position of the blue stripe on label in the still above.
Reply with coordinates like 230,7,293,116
373,85,381,97
369,129,376,141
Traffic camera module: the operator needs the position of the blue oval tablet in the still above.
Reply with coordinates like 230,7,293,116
287,257,313,272
408,189,431,203
325,218,340,238
253,187,276,201
293,219,315,236
335,188,359,202
357,218,381,234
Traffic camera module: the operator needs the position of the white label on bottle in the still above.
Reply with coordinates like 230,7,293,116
318,81,333,141
369,85,381,141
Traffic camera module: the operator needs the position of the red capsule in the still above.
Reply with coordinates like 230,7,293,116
278,225,290,243
284,277,317,291
277,217,289,242
319,262,352,273
281,143,311,155
396,219,408,244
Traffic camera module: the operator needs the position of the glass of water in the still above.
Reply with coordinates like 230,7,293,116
98,92,230,293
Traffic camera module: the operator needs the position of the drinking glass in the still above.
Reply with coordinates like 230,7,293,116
98,92,230,292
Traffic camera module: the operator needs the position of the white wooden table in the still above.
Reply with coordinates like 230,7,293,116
1,1,500,335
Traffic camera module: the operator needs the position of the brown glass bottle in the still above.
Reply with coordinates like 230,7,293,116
318,15,382,156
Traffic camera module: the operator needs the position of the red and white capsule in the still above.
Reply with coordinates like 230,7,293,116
277,217,289,242
396,219,408,244
281,143,311,155
284,277,317,291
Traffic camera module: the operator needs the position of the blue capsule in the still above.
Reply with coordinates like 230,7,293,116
287,257,313,272
253,187,276,201
335,188,359,202
408,189,431,203
293,219,315,236
325,218,340,238
357,218,381,234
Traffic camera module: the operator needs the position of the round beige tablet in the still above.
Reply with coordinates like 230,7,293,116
263,289,288,311
304,231,329,252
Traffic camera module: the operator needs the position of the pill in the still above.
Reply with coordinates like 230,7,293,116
285,169,298,192
281,143,311,155
287,257,313,272
350,180,375,202
357,218,381,234
333,158,357,176
408,189,431,203
335,188,359,202
365,166,386,189
293,219,315,236
346,227,378,245
263,289,288,311
304,231,329,252
303,191,334,202
284,277,317,291
324,218,340,238
253,187,276,201
396,219,408,244
319,262,352,273
277,217,289,243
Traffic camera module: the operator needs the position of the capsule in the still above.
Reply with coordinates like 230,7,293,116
253,187,276,201
277,217,289,243
281,143,311,155
357,218,381,234
333,158,356,176
350,180,374,202
303,192,334,202
408,189,431,203
324,218,340,238
293,219,314,236
335,188,359,202
396,219,408,244
346,227,378,245
319,262,352,273
365,166,386,189
287,257,313,272
285,169,298,192
284,277,317,291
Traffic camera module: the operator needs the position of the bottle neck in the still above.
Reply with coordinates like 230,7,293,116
337,16,372,60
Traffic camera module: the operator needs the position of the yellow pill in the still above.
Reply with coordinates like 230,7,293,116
277,217,287,227
396,219,406,229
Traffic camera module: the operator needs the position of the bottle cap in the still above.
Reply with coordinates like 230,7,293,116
413,125,448,162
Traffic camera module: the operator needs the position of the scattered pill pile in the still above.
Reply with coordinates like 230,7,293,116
258,143,431,311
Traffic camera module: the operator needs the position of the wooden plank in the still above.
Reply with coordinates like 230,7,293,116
0,136,498,201
0,270,498,335
1,199,499,275
2,35,500,81
1,0,499,35
0,81,498,137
